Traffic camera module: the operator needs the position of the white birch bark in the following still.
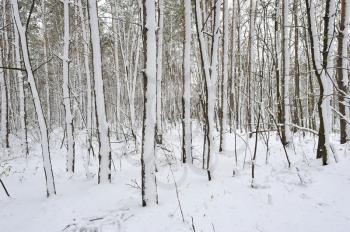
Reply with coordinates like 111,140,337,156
182,0,192,163
118,19,140,148
63,0,75,173
247,0,257,134
155,0,164,144
13,13,28,156
41,0,51,129
141,0,158,206
196,0,221,176
308,0,333,159
282,0,292,143
194,0,217,177
88,0,112,183
0,4,8,149
77,0,93,176
344,0,350,139
0,48,7,149
206,0,221,176
11,0,56,196
111,0,120,133
3,4,10,147
77,0,92,134
325,0,336,138
230,0,237,131
195,0,210,83
220,0,229,151
130,32,141,148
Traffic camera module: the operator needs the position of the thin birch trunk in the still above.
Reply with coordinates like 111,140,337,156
305,0,334,165
141,0,158,207
182,0,192,163
336,0,350,143
41,0,51,130
11,0,56,196
0,47,8,149
111,0,121,136
63,0,75,173
282,0,291,144
293,0,303,129
88,0,112,183
13,13,28,156
219,0,229,152
207,0,221,180
247,0,257,136
78,0,93,169
155,0,164,144
0,4,9,149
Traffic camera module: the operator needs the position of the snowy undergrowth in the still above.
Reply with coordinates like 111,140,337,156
1,127,350,232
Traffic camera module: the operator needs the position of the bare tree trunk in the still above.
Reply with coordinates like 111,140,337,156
182,0,192,163
281,0,291,144
274,0,283,138
155,0,164,144
195,0,221,180
207,0,221,180
88,0,112,183
77,0,93,166
336,0,350,144
219,0,229,152
247,0,257,137
235,0,241,131
0,4,9,149
41,0,51,130
195,0,210,171
63,0,75,173
141,0,158,206
292,0,303,129
305,0,334,165
11,0,56,196
12,12,28,156
111,0,121,137
0,45,9,149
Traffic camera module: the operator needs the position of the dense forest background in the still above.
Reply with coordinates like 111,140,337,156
1,0,350,230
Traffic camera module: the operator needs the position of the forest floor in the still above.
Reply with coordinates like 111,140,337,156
1,126,350,232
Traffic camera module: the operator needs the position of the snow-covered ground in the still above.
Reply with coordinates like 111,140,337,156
1,127,350,232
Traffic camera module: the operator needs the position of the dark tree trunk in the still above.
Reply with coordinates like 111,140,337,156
336,0,349,144
293,0,303,129
305,0,330,165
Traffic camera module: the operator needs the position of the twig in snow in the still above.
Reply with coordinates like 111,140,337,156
0,178,10,197
191,217,196,232
111,157,116,172
266,109,291,168
89,217,104,222
62,223,76,231
169,163,185,222
126,179,141,190
251,111,261,188
330,144,338,163
295,167,305,185
211,223,216,232
161,148,186,222
60,127,66,149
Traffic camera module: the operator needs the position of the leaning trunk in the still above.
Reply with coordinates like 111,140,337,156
11,0,56,196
